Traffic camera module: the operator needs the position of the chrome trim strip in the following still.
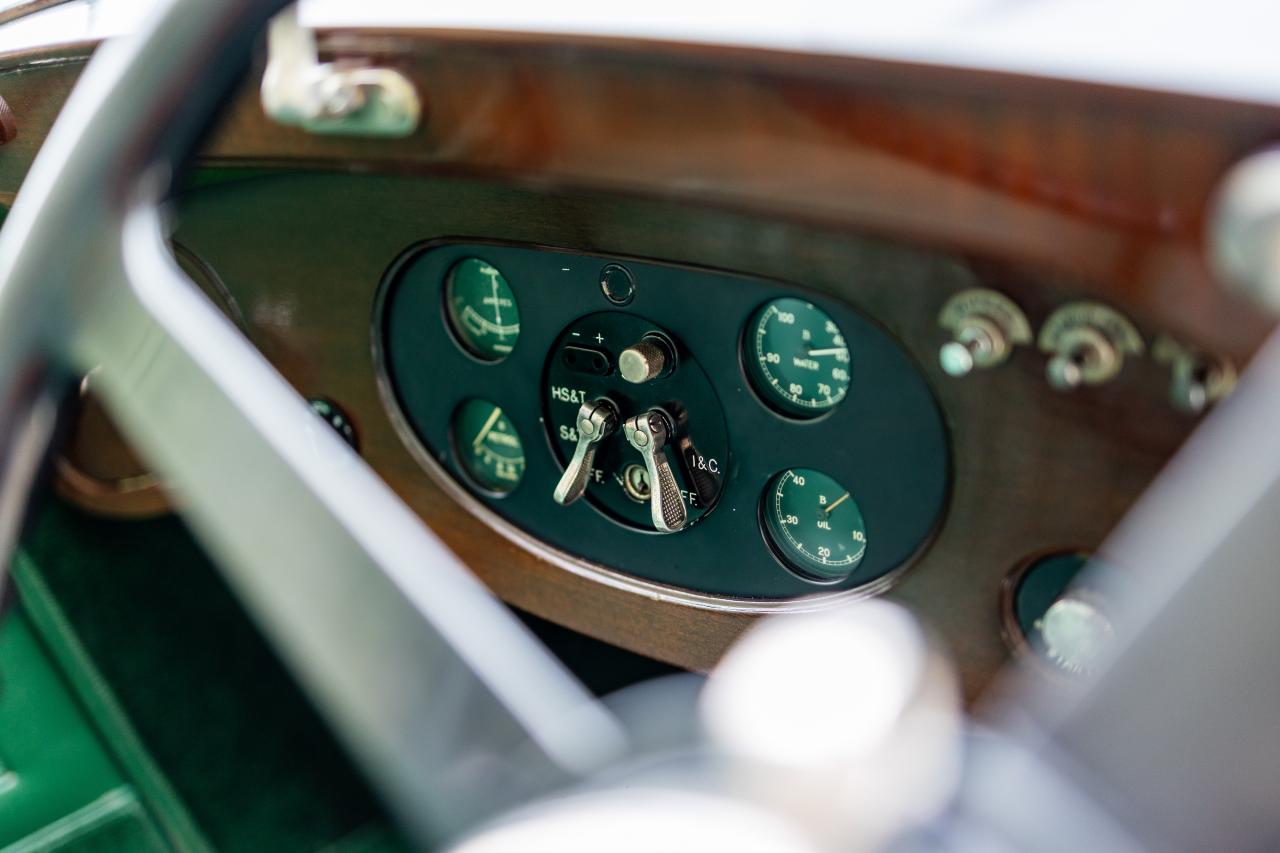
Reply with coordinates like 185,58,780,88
0,0,72,27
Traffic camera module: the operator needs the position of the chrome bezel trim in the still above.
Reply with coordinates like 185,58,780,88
0,0,72,27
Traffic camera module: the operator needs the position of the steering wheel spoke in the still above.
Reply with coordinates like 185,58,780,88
0,1,625,844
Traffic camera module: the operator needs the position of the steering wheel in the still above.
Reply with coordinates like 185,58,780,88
0,0,626,845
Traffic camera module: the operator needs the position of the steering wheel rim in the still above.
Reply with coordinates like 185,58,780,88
0,0,625,844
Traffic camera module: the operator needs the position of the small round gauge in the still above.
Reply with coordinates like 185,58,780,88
761,468,867,582
452,399,526,494
445,257,521,361
745,297,851,418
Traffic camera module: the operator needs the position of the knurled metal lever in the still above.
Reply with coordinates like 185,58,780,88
622,409,688,533
553,398,619,506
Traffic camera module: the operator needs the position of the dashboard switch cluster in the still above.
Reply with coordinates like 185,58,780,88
545,312,726,534
938,287,1236,413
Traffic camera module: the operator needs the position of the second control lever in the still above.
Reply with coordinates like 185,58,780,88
553,398,618,506
622,409,688,533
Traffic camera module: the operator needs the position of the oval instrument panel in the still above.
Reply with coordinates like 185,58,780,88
378,240,950,603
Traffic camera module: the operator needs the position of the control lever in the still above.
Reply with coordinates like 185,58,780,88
668,407,721,508
553,398,618,506
622,410,688,533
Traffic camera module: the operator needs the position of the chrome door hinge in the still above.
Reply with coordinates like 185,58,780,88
260,6,420,137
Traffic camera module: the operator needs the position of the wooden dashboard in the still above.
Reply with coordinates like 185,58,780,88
1,31,1276,700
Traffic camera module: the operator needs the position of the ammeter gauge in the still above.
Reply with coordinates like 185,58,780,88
444,257,521,361
761,467,867,582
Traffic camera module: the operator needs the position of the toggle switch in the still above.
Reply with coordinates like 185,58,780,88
937,288,1031,377
622,409,687,532
553,398,618,506
1152,335,1237,414
1038,302,1144,391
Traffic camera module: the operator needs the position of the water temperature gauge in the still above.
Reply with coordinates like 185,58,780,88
746,297,851,418
762,467,868,582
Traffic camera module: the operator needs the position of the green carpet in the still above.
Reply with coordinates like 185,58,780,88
15,499,404,853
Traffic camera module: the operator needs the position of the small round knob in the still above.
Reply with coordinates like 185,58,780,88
1038,591,1115,676
938,316,1005,377
1046,352,1086,390
938,340,976,377
619,339,668,384
1171,361,1211,414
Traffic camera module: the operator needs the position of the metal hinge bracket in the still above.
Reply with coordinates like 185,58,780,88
260,6,420,137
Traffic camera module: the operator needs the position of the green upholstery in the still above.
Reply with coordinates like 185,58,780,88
1,499,404,852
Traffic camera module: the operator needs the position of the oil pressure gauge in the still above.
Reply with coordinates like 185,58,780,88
762,468,867,582
745,297,851,418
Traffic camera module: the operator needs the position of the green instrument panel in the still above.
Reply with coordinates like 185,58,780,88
746,297,851,418
382,240,950,601
452,399,526,494
762,468,867,581
445,257,521,361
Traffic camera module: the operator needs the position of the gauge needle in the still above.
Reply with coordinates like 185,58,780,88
472,407,503,449
807,347,849,357
486,270,505,337
824,492,850,515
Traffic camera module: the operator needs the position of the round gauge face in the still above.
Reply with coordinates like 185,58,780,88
445,257,521,361
745,297,851,418
761,468,867,582
452,399,526,494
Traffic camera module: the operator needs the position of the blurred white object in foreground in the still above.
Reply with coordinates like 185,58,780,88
701,601,962,851
453,600,961,853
